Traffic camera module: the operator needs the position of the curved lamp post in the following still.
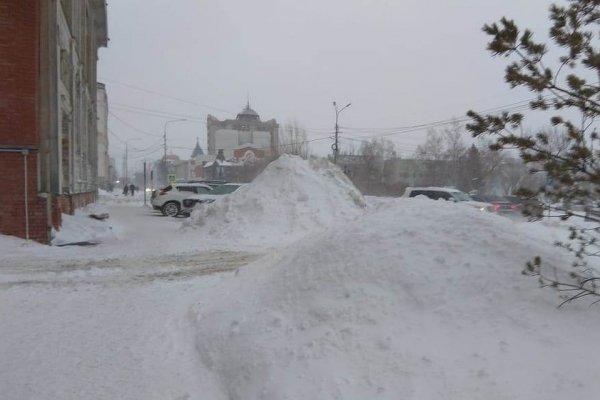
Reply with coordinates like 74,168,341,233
332,101,351,164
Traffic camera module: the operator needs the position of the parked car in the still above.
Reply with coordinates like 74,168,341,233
504,195,545,219
150,182,214,217
180,183,245,215
402,187,493,211
470,194,522,215
175,179,227,187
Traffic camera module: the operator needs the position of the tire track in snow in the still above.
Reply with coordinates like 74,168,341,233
0,250,262,289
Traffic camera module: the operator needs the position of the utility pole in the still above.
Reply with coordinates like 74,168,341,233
332,101,351,164
143,160,147,206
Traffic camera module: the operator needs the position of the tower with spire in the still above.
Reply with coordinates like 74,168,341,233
190,137,205,159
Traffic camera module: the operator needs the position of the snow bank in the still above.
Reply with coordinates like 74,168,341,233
193,198,600,399
51,203,118,246
187,155,366,246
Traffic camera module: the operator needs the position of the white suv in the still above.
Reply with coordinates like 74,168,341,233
403,187,493,211
151,183,214,216
180,183,245,214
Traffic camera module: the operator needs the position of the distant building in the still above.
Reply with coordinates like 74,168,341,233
207,103,279,160
0,1,108,243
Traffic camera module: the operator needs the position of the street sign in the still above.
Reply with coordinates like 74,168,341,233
168,174,177,184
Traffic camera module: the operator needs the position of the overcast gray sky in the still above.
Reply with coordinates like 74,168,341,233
98,0,557,173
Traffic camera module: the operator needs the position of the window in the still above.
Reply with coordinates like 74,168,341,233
435,191,452,201
409,190,436,199
195,187,213,194
211,185,240,195
450,191,471,202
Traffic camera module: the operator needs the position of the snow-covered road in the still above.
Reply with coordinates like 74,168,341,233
0,277,222,399
0,202,260,400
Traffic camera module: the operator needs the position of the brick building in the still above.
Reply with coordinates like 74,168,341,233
0,1,108,243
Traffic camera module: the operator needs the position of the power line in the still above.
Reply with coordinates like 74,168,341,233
338,102,535,142
108,128,167,160
108,93,556,162
107,128,127,145
109,111,165,137
129,140,164,153
337,96,547,133
128,146,164,160
99,77,237,115
110,105,205,122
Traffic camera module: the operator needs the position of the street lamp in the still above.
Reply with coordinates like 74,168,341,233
332,101,351,164
162,118,187,184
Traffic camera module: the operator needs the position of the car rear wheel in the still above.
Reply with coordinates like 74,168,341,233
162,201,180,217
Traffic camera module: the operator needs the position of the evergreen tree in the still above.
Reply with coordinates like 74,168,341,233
467,0,600,305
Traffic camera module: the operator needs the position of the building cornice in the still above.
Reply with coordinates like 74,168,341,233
91,0,108,47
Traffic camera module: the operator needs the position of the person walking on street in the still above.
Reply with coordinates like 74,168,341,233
122,185,129,196
129,183,135,196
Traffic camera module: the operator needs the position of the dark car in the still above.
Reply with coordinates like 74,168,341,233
470,194,521,215
504,195,545,220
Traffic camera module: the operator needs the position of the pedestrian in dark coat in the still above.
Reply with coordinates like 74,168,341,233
122,185,129,196
129,183,135,196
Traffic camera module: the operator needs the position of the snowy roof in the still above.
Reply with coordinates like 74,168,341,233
204,160,238,168
236,102,260,121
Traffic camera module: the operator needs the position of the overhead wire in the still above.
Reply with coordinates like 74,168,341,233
99,77,237,116
109,111,164,137
106,87,557,161
128,146,164,160
337,95,551,134
335,99,542,143
111,103,205,122
108,127,166,160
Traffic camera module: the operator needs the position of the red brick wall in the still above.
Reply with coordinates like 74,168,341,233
0,152,49,243
0,0,39,146
0,1,49,243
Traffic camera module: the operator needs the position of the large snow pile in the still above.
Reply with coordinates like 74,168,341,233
188,155,366,246
193,198,600,399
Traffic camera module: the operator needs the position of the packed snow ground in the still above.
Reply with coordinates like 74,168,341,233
1,156,600,399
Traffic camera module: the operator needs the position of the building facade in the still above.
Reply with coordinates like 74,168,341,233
97,82,109,189
207,103,279,161
0,0,108,243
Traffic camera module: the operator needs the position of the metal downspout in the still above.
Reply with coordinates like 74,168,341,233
23,149,30,240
